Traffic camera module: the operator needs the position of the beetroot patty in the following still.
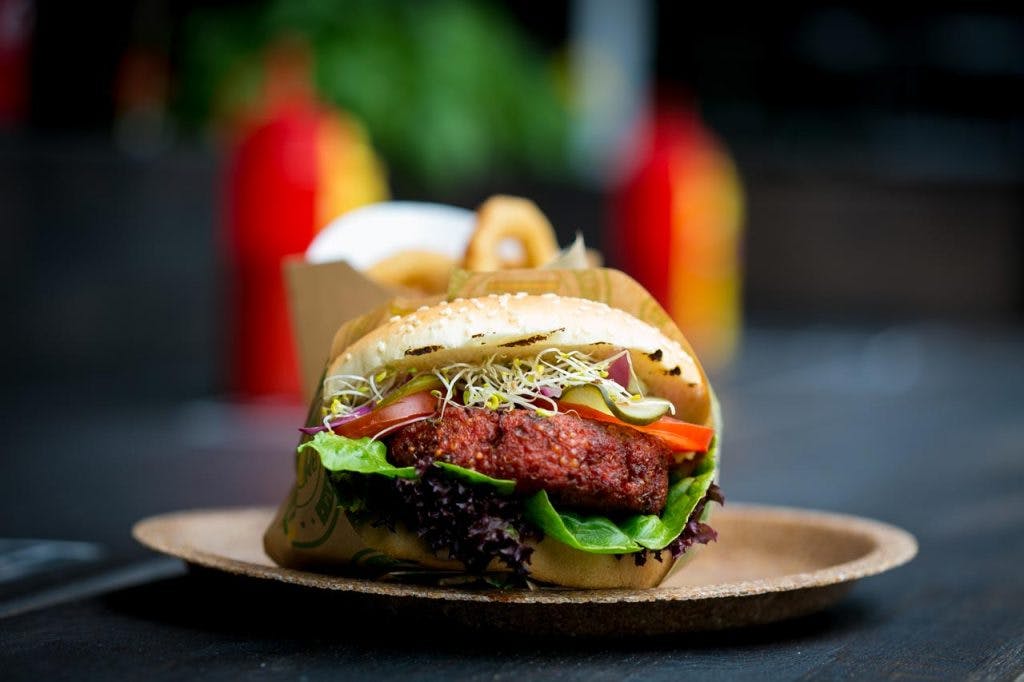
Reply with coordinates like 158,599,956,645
387,406,671,514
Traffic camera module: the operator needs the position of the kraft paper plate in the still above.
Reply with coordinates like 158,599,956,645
133,504,916,636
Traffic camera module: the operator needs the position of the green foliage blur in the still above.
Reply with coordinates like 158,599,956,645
178,0,569,187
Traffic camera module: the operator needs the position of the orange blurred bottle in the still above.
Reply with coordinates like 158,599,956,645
611,102,744,371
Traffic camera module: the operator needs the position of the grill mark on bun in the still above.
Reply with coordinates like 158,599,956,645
405,345,445,356
499,335,548,348
497,328,565,348
470,333,486,339
667,366,682,376
647,349,663,362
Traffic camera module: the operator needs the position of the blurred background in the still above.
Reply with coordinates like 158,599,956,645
3,0,1023,404
1,0,1023,582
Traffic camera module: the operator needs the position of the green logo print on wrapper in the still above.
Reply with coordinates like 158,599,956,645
281,447,341,549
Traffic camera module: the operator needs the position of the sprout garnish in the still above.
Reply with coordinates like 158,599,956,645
321,349,641,428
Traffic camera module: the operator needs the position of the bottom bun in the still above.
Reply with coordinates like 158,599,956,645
352,519,706,589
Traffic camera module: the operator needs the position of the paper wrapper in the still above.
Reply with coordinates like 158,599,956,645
284,257,418,403
265,267,714,577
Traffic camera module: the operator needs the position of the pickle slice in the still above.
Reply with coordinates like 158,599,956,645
560,384,614,415
560,384,672,425
378,372,444,407
609,396,674,425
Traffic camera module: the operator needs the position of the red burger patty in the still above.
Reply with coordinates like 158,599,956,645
387,406,671,514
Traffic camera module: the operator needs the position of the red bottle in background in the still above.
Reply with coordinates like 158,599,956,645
226,103,318,398
224,42,387,398
611,102,744,371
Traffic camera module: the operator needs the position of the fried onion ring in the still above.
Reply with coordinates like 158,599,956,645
365,250,456,295
463,196,560,271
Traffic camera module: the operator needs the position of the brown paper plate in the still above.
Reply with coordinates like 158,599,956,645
133,504,916,636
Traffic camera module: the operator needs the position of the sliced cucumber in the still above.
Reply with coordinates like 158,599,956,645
560,384,613,415
560,384,673,426
608,395,674,425
378,372,443,407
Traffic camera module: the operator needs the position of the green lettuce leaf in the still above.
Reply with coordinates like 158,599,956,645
433,461,516,494
524,492,640,553
300,432,516,492
523,437,718,553
299,432,417,479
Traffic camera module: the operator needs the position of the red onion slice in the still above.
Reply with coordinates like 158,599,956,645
298,403,374,435
608,352,632,389
538,386,562,398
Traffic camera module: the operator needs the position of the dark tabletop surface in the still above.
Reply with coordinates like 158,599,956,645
1,323,1023,680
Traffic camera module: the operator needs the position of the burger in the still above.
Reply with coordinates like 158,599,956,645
266,293,722,588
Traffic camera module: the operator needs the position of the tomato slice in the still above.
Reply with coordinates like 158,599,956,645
557,401,714,452
332,391,439,439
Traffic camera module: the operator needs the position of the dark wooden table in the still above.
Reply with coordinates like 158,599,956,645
1,324,1022,680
